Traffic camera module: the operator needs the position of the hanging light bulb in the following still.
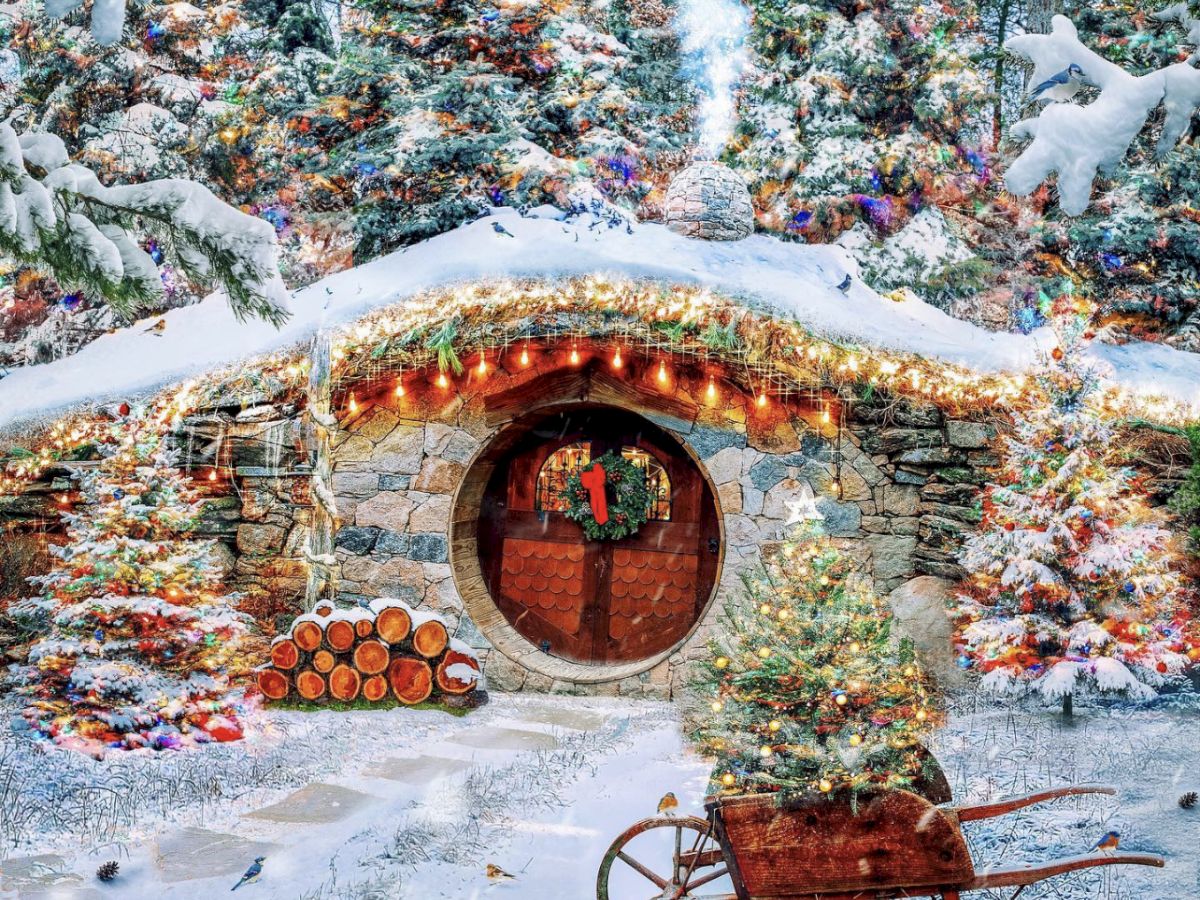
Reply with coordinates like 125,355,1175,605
348,394,358,414
208,468,218,482
612,346,623,369
394,378,406,398
520,343,530,367
477,353,487,375
757,389,768,408
569,342,580,365
437,372,449,389
657,359,668,384
706,377,717,401
821,405,831,424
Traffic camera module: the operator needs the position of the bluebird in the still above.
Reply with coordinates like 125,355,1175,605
491,221,514,238
657,791,679,815
1092,831,1120,854
1029,63,1087,103
231,856,265,891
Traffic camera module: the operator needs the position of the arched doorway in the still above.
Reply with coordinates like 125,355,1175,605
474,405,722,666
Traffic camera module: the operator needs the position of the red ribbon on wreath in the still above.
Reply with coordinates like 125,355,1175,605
579,462,609,525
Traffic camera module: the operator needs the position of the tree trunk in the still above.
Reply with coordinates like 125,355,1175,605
1062,692,1073,717
270,639,300,671
304,332,339,610
312,649,336,674
326,619,356,652
258,669,290,700
329,663,362,701
362,674,389,702
293,619,323,652
389,657,433,704
354,639,390,675
296,669,326,700
376,606,411,644
413,620,449,658
993,0,1012,148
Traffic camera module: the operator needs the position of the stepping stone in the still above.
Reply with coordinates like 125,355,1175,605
448,726,559,751
0,854,81,892
19,890,105,900
155,827,281,883
363,754,472,783
519,706,608,732
244,782,375,824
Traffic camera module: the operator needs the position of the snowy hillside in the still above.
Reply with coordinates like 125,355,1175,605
3,206,1199,433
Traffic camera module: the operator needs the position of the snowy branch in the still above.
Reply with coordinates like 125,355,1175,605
0,122,289,324
1004,15,1200,215
45,0,126,47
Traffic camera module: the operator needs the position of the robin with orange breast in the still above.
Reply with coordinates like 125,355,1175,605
1092,831,1120,854
657,792,679,815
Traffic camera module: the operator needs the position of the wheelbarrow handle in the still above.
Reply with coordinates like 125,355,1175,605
952,784,1117,822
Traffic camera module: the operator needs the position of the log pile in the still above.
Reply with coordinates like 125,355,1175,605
257,598,484,707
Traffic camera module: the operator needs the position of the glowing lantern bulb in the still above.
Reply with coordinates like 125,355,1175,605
916,709,928,722
714,656,729,670
849,734,862,746
208,469,218,482
757,391,768,408
759,603,771,615
849,641,860,653
657,360,668,383
520,345,530,367
711,701,723,713
612,347,623,369
819,779,833,793
706,378,717,401
570,345,580,365
903,666,915,677
348,394,358,414
477,355,487,375
394,380,406,398
758,647,771,659
768,719,781,732
721,773,736,787
835,693,849,706
437,372,449,388
760,745,773,758
821,406,831,424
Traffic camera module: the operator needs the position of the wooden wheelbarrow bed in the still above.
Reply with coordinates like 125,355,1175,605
597,784,1164,899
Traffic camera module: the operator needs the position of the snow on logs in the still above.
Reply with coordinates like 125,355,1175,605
257,598,483,707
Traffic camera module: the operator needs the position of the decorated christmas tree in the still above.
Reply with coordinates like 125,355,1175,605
14,430,256,754
691,520,940,799
953,295,1191,715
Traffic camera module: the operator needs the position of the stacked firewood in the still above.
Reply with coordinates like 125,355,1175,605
256,598,483,705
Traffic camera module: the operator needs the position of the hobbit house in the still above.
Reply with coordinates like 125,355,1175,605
3,211,1194,701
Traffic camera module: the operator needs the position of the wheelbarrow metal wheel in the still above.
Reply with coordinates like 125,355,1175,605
596,815,731,900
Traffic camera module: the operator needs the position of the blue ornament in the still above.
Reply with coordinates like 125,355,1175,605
113,488,125,500
1123,582,1136,594
956,655,973,669
146,239,164,264
146,21,166,39
787,210,813,232
59,293,83,312
93,628,103,642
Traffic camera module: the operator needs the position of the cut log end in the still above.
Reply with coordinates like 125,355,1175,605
270,639,300,671
354,619,375,638
293,620,323,652
376,606,412,644
312,649,336,674
258,669,290,700
389,657,433,705
362,674,389,702
435,648,482,695
326,619,356,652
329,663,362,702
413,620,449,658
354,639,390,676
295,669,326,701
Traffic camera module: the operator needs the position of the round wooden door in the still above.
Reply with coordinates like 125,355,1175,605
478,407,721,665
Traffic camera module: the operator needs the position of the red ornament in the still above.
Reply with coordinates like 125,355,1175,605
1156,661,1168,673
1004,522,1015,532
118,402,131,417
1051,347,1064,361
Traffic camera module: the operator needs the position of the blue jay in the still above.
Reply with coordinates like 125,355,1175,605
231,857,265,891
836,273,852,294
491,221,514,238
1029,63,1086,102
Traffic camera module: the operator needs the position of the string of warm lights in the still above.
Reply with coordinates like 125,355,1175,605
2,276,1196,500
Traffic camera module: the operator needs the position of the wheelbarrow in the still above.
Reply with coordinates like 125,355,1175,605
596,784,1164,899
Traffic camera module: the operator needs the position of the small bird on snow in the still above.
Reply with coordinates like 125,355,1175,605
1092,831,1120,855
231,856,265,891
486,863,517,883
657,792,679,815
1029,63,1087,103
143,317,166,335
836,274,852,294
491,221,515,238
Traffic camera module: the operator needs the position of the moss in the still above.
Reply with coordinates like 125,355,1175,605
269,695,474,716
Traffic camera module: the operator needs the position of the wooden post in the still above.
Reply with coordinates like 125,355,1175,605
304,331,339,611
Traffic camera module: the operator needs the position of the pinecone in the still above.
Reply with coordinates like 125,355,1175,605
96,861,120,882
1180,791,1198,810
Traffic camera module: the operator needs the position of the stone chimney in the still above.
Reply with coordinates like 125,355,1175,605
664,161,754,241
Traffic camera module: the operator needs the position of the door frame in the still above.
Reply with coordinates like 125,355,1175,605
450,399,727,685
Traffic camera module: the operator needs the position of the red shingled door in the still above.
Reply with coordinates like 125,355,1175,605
478,407,720,665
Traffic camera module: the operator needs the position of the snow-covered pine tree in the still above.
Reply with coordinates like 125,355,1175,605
730,0,992,307
691,520,940,798
0,123,288,323
14,432,256,754
953,294,1190,715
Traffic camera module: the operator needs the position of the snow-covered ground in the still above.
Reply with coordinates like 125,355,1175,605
3,206,1199,433
0,693,1197,899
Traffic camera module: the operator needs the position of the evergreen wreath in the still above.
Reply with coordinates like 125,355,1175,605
563,451,651,541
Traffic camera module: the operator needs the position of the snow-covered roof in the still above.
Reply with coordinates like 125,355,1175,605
3,205,1198,432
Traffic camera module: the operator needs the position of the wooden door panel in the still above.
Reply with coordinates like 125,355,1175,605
607,548,698,657
497,537,592,658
